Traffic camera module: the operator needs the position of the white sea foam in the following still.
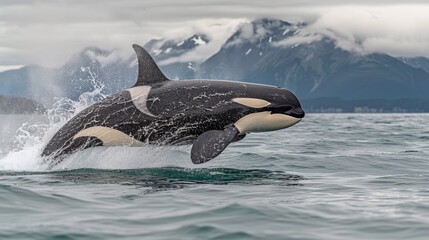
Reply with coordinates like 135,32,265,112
52,146,193,170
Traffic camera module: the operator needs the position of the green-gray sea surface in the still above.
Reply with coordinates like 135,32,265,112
1,114,429,239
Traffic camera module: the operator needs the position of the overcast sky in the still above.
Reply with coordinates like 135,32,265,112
1,0,428,70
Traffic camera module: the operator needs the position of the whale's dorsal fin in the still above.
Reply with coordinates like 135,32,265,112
132,44,169,86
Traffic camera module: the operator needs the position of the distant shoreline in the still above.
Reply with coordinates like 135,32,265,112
302,98,429,113
304,112,429,114
0,95,46,114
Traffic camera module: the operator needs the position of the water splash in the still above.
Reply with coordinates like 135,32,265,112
0,67,108,172
52,146,193,170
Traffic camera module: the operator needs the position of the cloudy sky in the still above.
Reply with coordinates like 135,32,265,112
1,0,428,71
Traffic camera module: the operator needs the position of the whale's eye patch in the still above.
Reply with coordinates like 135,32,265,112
232,98,271,108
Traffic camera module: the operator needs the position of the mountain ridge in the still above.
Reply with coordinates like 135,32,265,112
1,18,429,107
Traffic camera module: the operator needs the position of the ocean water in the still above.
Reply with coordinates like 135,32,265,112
1,113,429,239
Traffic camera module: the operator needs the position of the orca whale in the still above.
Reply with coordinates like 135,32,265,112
42,44,305,166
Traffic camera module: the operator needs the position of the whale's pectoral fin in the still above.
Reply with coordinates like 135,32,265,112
191,126,239,164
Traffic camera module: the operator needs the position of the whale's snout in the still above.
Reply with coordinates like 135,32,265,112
282,89,305,119
287,107,305,119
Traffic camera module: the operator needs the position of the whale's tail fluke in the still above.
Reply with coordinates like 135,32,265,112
132,44,170,87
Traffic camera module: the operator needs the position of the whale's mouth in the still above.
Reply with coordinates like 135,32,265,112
286,107,305,119
264,105,305,119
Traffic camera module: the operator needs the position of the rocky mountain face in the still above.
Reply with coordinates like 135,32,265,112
143,34,209,80
1,18,429,107
400,57,429,74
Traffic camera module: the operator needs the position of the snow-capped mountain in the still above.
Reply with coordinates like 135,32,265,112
2,18,429,107
400,57,429,74
142,34,210,80
144,34,209,62
199,18,429,99
0,33,212,104
0,47,137,104
199,18,302,81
